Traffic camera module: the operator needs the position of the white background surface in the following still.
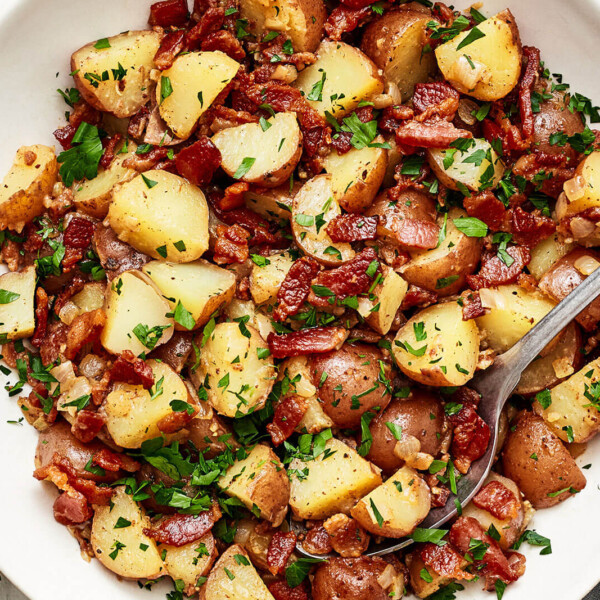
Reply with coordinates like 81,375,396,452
0,0,600,599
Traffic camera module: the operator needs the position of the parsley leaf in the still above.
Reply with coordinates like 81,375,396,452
57,122,104,187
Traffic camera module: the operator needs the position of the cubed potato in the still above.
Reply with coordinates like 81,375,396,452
249,251,294,305
357,265,408,335
393,301,480,387
222,299,276,342
533,358,600,443
0,145,57,232
163,534,218,589
212,112,302,188
218,444,289,526
103,359,188,448
291,175,354,265
100,270,174,356
199,322,275,418
142,260,236,329
158,51,240,139
293,40,384,118
528,233,574,280
0,266,36,340
91,486,164,579
72,31,161,118
351,466,430,537
323,139,388,212
244,182,298,221
435,10,522,101
475,284,556,354
109,169,209,262
560,151,600,216
289,437,382,520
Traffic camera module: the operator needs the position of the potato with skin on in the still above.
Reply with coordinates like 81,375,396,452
533,358,600,443
501,411,586,508
361,8,439,102
249,251,294,305
218,444,289,527
199,322,275,418
103,360,189,448
560,151,600,217
162,533,218,590
399,207,482,296
200,545,275,600
158,51,240,139
291,175,354,265
101,270,174,356
109,169,209,262
0,145,57,232
528,233,574,280
244,182,300,221
91,486,164,579
351,465,431,537
435,10,522,102
393,302,480,387
289,437,382,520
142,260,236,329
0,266,36,340
293,40,384,118
212,113,302,187
72,31,161,118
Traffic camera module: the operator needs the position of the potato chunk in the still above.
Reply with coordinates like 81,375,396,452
109,169,209,262
560,151,600,216
72,31,161,118
212,112,302,187
289,438,382,520
249,251,294,305
0,145,57,232
294,40,384,118
0,266,36,340
393,302,480,386
91,486,164,579
103,360,187,448
218,444,289,526
142,260,236,329
199,322,275,417
435,10,522,101
158,51,240,139
351,466,430,537
100,271,174,356
528,233,574,280
163,534,217,589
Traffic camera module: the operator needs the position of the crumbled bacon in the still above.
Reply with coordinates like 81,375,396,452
71,410,105,444
214,182,250,211
396,119,473,150
1,239,22,272
386,217,440,250
157,404,199,434
464,191,508,230
467,246,530,290
149,0,189,26
413,82,461,115
267,531,297,575
91,448,140,473
154,30,186,70
519,46,541,139
307,248,379,308
325,5,371,40
143,506,221,546
323,514,370,558
273,257,321,322
430,484,451,508
448,402,490,473
54,274,86,315
326,215,378,243
213,224,250,264
31,287,49,348
461,291,487,321
201,30,246,61
400,285,438,310
40,321,68,366
379,105,414,134
268,326,348,359
473,481,521,520
65,309,106,360
269,581,309,600
127,105,150,139
267,395,308,446
108,350,154,389
99,134,123,169
53,491,92,525
510,206,556,247
214,206,282,246
419,542,472,579
186,7,225,48
64,217,94,249
123,147,173,172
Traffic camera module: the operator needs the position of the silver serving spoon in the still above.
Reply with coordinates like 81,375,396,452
293,265,600,557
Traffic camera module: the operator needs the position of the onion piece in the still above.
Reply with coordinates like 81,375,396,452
570,217,595,239
574,255,600,276
458,98,479,125
479,288,507,310
564,175,586,202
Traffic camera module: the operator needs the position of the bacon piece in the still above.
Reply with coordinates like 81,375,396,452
40,321,68,366
123,147,173,172
108,350,155,389
273,257,321,322
92,448,140,473
71,410,105,444
419,542,473,579
464,190,508,230
186,7,225,49
510,206,555,247
54,274,86,315
396,120,472,149
413,82,461,115
64,217,94,249
213,224,250,264
379,105,414,134
53,490,93,525
65,309,106,360
94,224,151,280
31,287,49,348
157,404,199,434
149,0,189,26
127,105,150,139
325,5,371,40
323,514,370,558
269,581,309,600
61,246,85,272
400,285,437,310
519,46,541,139
326,215,378,243
387,217,440,250
1,239,22,272
201,30,245,61
461,291,486,321
448,403,490,473
214,182,250,211
154,30,186,70
430,484,451,508
473,481,520,520
267,531,297,575
467,246,531,290
267,395,308,446
302,522,333,555
307,248,379,308
100,134,123,169
268,326,348,359
143,507,221,547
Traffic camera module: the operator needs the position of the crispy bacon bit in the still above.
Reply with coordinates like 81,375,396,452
461,291,486,321
123,147,173,172
54,274,85,315
326,215,379,243
213,224,250,264
267,531,297,575
215,182,250,211
94,224,151,280
40,322,68,366
1,239,22,272
302,522,333,555
53,491,93,525
201,30,246,61
467,246,531,290
473,481,521,520
400,285,438,310
92,448,140,473
387,217,440,250
273,257,321,322
379,105,414,134
396,119,473,150
325,5,371,40
99,134,123,169
510,206,556,247
413,82,461,115
308,248,379,308
448,402,490,473
186,7,225,48
430,484,451,507
128,105,150,139
65,309,107,360
519,46,541,139
268,326,348,359
157,404,199,434
269,581,309,600
323,514,370,558
62,246,85,272
149,0,189,26
64,217,94,249
464,190,508,230
71,410,105,444
419,542,472,579
154,30,186,70
143,506,221,546
109,350,154,389
31,287,49,348
267,395,308,446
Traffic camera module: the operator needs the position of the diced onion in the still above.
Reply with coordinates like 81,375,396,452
570,217,595,239
574,255,600,276
448,55,490,92
552,356,575,378
479,288,507,310
58,301,80,325
377,564,397,590
564,175,586,202
458,98,479,125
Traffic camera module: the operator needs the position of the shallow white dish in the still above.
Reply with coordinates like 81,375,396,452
0,0,599,598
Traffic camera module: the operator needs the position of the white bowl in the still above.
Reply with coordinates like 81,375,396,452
0,0,599,598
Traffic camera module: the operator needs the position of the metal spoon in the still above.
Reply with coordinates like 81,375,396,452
293,266,600,558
